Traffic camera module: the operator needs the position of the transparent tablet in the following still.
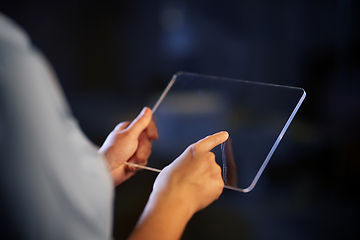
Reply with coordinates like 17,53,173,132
129,72,306,193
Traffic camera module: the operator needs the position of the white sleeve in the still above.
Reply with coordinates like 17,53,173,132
0,13,114,240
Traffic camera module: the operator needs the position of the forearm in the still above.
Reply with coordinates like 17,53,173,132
128,191,193,240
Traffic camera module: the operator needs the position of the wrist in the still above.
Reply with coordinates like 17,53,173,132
148,187,195,221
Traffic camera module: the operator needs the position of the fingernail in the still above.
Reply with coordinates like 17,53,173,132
141,106,149,115
126,164,136,172
223,131,229,139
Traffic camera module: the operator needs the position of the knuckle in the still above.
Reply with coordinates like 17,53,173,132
191,143,200,152
117,129,130,139
136,152,145,162
203,152,215,162
114,121,129,131
141,158,147,166
215,164,222,175
188,143,196,153
207,151,215,159
217,181,224,194
144,150,151,160
216,178,224,190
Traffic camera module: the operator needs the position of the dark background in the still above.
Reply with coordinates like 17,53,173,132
2,0,360,239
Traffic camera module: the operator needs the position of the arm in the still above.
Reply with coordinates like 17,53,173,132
99,107,158,186
128,132,229,240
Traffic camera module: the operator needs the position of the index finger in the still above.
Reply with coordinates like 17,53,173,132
195,131,229,152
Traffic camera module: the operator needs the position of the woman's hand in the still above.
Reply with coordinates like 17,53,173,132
99,107,158,186
128,131,228,240
151,131,228,214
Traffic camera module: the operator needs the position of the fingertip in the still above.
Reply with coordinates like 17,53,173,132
196,131,230,152
125,164,136,172
221,131,229,141
142,106,152,116
141,106,148,113
142,106,153,124
143,107,153,121
138,107,152,120
214,131,229,144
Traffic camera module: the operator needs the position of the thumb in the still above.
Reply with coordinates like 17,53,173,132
126,107,152,137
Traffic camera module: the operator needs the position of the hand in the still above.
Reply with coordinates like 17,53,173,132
99,107,158,186
151,131,228,215
128,132,228,240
